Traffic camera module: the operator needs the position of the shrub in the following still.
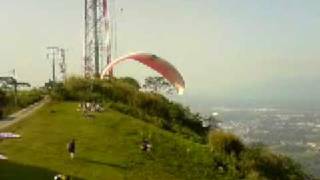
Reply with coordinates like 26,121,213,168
109,102,143,118
136,92,170,120
0,89,43,117
17,89,43,108
240,148,310,180
118,77,140,89
208,130,245,157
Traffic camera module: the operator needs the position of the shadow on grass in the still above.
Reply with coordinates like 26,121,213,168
79,157,128,170
0,161,84,180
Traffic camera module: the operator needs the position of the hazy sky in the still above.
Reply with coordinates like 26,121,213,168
1,0,320,107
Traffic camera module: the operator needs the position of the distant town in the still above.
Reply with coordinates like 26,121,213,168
215,107,320,176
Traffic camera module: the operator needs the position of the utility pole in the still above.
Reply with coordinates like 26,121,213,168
47,47,60,83
47,47,67,83
59,48,67,81
0,76,30,107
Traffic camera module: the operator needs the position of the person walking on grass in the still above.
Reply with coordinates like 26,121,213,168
67,139,76,159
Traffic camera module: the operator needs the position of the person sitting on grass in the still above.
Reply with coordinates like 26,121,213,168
67,139,76,159
0,153,7,160
54,174,70,180
141,139,152,152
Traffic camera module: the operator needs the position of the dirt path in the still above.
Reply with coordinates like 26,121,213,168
0,97,49,130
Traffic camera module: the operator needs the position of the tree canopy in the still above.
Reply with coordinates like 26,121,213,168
142,76,175,94
0,89,7,118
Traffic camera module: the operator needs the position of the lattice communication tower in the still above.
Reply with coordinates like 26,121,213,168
84,0,113,78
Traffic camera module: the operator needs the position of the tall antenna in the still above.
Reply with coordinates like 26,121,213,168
113,0,118,60
47,47,60,83
106,0,113,77
47,47,66,82
59,48,67,81
84,0,113,78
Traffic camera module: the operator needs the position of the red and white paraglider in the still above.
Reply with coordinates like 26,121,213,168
101,52,185,95
99,1,185,95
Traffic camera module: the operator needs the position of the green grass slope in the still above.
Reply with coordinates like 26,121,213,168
0,102,217,180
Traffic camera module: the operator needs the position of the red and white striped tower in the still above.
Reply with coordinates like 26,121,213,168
84,0,113,78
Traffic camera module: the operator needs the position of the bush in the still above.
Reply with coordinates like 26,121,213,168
208,130,245,157
0,89,43,117
109,102,143,118
119,77,140,89
17,89,43,108
240,148,310,180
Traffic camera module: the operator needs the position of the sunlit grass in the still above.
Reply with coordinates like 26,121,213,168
0,102,213,180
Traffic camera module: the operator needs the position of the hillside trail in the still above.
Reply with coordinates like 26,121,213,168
0,96,50,131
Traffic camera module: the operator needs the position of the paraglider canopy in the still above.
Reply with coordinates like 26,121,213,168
101,52,185,95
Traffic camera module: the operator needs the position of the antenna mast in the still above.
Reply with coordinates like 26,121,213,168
84,0,113,78
47,47,59,83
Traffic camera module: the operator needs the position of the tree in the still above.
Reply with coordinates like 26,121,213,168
119,77,140,89
0,89,7,119
142,76,175,94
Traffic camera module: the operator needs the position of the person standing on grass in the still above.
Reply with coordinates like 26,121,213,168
67,139,76,159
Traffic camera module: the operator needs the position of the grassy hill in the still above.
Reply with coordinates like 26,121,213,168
0,102,216,179
0,101,311,180
0,77,311,179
